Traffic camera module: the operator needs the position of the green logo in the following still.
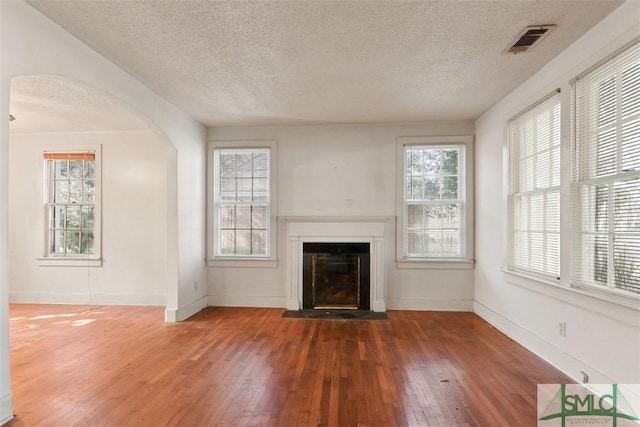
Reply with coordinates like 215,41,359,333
539,384,639,426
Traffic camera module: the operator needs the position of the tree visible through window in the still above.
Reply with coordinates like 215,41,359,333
405,145,464,258
45,152,96,255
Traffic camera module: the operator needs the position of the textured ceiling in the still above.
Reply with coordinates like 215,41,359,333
23,0,624,128
9,76,148,133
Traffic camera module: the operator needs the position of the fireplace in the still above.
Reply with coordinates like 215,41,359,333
285,217,388,312
303,243,370,310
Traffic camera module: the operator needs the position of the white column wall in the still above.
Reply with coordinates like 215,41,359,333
0,1,206,422
474,1,640,384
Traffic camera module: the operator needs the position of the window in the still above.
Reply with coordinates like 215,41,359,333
572,40,640,295
208,141,277,264
396,136,474,267
508,92,561,279
42,150,101,265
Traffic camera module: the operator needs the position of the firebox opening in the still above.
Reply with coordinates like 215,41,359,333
302,243,370,310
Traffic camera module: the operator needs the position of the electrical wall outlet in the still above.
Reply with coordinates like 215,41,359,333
558,321,567,337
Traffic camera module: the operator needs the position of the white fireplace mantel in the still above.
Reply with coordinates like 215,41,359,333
284,216,391,312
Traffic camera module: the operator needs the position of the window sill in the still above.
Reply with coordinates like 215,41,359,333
502,268,640,325
397,259,475,270
206,258,278,268
37,257,102,267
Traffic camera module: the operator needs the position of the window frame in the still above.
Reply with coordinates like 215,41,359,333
507,91,562,282
207,140,278,268
38,144,102,267
396,136,474,269
571,39,640,299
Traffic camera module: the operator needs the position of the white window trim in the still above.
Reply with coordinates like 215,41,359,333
396,135,475,269
506,91,562,282
501,39,640,309
206,140,278,268
37,144,102,267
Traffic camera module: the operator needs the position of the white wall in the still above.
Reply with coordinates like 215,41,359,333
9,130,169,305
207,122,475,311
474,1,640,384
0,1,207,422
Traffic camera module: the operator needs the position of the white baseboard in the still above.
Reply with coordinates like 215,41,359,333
0,393,13,425
165,295,207,322
9,291,164,306
207,295,286,308
473,301,615,384
386,297,473,311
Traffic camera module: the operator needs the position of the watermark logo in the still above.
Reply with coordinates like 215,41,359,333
538,384,640,426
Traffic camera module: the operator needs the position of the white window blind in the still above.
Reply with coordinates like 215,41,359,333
572,40,640,295
404,145,465,258
508,93,561,279
213,148,270,257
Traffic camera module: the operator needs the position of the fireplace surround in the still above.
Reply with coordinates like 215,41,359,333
285,217,388,312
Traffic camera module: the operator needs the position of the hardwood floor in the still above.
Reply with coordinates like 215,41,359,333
6,304,571,426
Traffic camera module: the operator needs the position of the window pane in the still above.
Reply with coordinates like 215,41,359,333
407,176,423,200
252,230,267,255
235,205,251,229
219,154,237,177
546,191,560,233
81,206,94,229
81,231,95,254
253,153,268,177
83,160,95,179
597,75,616,127
65,231,81,254
69,180,82,203
235,230,252,255
424,205,442,229
54,160,68,179
407,204,423,228
547,233,560,276
621,118,640,172
424,177,440,200
68,160,83,179
441,230,460,256
614,178,640,232
52,206,65,229
51,230,65,254
596,128,617,176
592,235,609,284
407,231,423,256
252,205,267,229
530,193,544,231
220,178,236,200
442,150,458,174
220,230,235,254
236,154,253,178
253,178,269,202
423,230,442,256
54,180,69,203
66,206,81,229
621,63,640,120
442,204,460,228
442,176,458,200
614,235,640,293
83,180,95,203
220,205,235,228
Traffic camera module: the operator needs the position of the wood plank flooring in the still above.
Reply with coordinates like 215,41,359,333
6,305,571,426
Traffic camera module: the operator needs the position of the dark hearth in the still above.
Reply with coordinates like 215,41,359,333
302,242,370,310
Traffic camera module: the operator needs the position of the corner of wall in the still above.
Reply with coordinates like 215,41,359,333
165,295,207,322
0,393,13,426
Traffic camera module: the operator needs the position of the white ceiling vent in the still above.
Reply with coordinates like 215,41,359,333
506,25,556,54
